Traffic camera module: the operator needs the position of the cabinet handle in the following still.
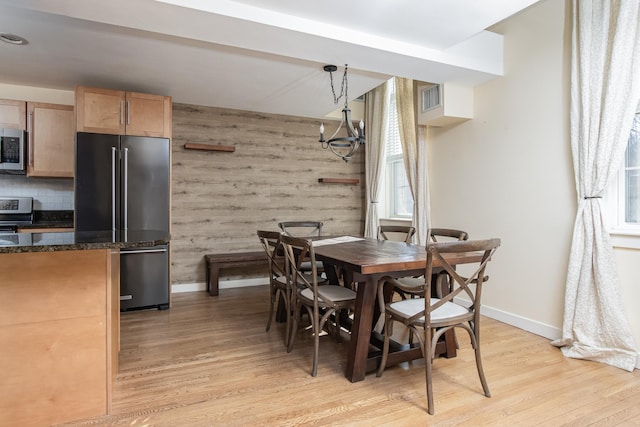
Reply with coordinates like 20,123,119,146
126,100,131,125
28,111,34,166
120,100,125,125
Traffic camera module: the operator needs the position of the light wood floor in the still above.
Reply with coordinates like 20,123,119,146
59,286,640,426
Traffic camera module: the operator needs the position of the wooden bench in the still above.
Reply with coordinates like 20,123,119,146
204,251,267,296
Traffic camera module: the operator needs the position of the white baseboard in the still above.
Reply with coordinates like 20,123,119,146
171,277,268,294
480,304,562,341
480,304,640,370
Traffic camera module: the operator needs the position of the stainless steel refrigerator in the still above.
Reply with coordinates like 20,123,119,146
75,132,170,310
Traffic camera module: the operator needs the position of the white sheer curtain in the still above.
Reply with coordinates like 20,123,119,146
395,77,430,245
551,0,640,371
363,82,390,238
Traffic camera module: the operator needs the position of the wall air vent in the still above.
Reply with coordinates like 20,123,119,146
417,82,473,127
421,84,441,113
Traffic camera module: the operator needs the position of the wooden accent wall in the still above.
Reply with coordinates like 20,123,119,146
171,103,365,285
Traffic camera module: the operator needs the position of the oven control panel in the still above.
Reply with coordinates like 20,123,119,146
0,197,32,214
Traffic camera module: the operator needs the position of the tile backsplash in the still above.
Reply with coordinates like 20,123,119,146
0,176,74,210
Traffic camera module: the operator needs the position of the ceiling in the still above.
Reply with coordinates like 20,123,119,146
0,0,539,119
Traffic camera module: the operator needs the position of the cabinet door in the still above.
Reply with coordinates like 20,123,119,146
0,99,26,129
75,86,125,135
27,102,75,178
125,92,172,138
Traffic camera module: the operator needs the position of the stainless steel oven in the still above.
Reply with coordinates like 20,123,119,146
0,128,27,175
0,196,34,246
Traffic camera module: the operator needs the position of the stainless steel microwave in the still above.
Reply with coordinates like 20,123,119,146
0,128,27,174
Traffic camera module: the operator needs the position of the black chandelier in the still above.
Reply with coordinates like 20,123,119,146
319,64,365,163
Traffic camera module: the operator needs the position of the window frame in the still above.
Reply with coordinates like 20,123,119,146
385,153,413,219
606,111,640,249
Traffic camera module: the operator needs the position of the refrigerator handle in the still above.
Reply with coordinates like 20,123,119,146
124,147,129,230
121,248,168,255
111,147,117,231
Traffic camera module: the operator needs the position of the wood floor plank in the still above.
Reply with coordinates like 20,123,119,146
56,286,640,426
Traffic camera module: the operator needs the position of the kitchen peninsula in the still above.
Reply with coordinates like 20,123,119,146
0,229,170,427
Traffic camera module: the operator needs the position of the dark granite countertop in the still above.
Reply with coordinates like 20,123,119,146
0,229,170,254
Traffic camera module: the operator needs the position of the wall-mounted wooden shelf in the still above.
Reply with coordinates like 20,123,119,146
184,143,235,152
318,178,360,185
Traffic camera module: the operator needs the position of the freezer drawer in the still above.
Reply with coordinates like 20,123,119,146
120,244,169,310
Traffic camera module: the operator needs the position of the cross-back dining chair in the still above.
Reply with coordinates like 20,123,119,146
376,238,501,415
375,228,470,332
278,221,325,274
257,230,293,346
280,234,357,377
377,224,416,243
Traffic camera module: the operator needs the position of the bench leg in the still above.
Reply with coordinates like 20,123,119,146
205,261,211,293
209,266,220,296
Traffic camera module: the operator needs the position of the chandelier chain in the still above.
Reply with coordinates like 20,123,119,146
329,64,349,106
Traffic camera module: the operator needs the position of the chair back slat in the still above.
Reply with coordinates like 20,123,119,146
280,234,316,289
377,225,416,243
278,221,323,237
257,230,285,278
429,228,469,243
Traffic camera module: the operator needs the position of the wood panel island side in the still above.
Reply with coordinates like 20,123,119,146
0,230,170,427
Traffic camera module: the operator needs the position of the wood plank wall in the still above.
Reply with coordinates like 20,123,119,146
171,103,365,285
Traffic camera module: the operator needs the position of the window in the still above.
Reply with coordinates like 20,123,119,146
607,110,640,248
383,79,414,218
623,113,640,224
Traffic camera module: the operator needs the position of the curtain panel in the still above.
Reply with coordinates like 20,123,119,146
552,0,640,371
364,82,390,239
395,77,430,245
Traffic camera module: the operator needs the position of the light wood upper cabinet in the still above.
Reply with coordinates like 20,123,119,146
0,99,27,129
75,86,172,138
27,102,75,178
125,91,172,138
75,86,125,135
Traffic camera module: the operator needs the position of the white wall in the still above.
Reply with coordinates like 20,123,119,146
0,84,74,105
616,248,640,368
428,0,639,368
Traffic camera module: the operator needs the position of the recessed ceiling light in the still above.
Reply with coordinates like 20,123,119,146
0,33,28,45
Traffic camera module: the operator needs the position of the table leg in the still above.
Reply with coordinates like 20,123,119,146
345,275,377,382
323,262,340,285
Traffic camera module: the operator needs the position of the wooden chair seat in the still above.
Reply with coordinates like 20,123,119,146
300,285,356,303
386,297,469,323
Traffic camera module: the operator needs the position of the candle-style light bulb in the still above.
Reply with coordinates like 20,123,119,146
359,119,364,130
319,122,325,141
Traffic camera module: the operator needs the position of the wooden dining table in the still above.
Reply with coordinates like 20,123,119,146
312,236,485,383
